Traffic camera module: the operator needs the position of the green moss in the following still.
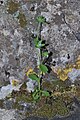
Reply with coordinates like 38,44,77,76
10,91,33,110
52,80,71,92
16,93,33,103
76,87,80,100
42,81,54,91
20,82,27,90
26,103,56,119
7,0,20,14
12,102,22,110
53,99,69,116
32,100,69,118
10,87,33,103
0,100,4,108
25,96,69,119
35,104,56,119
17,13,27,28
52,80,67,87
42,80,71,94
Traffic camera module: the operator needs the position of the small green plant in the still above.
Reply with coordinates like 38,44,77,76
27,16,51,101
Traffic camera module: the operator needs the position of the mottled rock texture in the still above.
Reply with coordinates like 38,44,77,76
0,0,80,84
0,0,80,119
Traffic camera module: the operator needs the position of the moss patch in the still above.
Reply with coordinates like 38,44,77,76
42,81,54,91
35,104,56,119
17,13,27,28
7,0,20,14
53,98,69,116
35,101,69,119
25,96,70,119
12,101,22,110
76,87,80,100
9,90,33,110
0,100,4,108
16,93,33,103
11,90,33,103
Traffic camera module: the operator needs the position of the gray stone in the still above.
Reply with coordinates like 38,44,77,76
75,32,80,41
0,0,80,119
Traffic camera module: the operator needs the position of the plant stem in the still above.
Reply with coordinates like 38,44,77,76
36,22,42,91
38,79,41,91
36,22,41,66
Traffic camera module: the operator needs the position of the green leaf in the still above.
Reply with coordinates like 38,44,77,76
36,40,42,48
39,64,48,73
34,37,39,46
32,90,40,101
42,90,50,97
34,37,45,48
41,44,45,47
36,16,46,23
29,74,40,81
37,41,45,48
42,52,48,57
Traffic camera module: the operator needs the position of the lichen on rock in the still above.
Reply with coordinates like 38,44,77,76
17,12,27,28
7,0,20,14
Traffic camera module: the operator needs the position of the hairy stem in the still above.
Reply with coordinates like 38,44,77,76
36,22,42,91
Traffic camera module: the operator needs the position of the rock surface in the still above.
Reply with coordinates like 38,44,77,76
0,109,23,120
0,0,80,120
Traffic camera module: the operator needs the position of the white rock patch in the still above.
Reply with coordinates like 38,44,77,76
68,68,80,83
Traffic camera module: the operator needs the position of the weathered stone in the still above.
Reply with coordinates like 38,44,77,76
0,0,80,119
